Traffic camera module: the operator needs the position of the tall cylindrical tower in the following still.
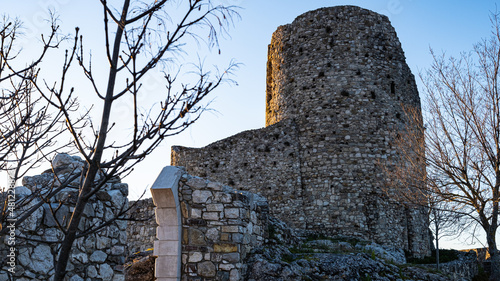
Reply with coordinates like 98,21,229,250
172,6,431,257
266,6,427,255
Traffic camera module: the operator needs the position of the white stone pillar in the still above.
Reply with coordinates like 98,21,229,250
151,166,183,281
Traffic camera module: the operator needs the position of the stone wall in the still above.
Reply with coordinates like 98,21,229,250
172,5,430,257
178,172,269,280
0,154,128,280
150,166,270,281
423,251,479,281
172,118,305,229
127,198,157,255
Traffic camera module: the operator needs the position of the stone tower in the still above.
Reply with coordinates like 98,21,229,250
172,6,430,257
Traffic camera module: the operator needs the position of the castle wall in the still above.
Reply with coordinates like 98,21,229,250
127,198,157,255
150,166,269,281
172,119,306,229
172,5,430,257
0,154,128,280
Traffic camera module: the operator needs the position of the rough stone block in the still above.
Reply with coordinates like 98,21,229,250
99,263,114,280
188,252,203,263
189,228,206,245
186,177,208,189
205,228,219,241
202,212,220,220
43,203,69,227
207,181,224,191
197,261,216,277
221,233,230,241
222,253,240,263
225,208,240,219
111,245,125,256
191,208,202,219
219,263,235,271
207,203,224,212
192,190,213,204
214,243,238,253
107,189,125,209
229,268,240,281
96,236,111,250
221,226,240,233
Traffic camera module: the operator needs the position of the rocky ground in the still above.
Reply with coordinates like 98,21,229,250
245,240,455,281
239,217,478,281
124,218,476,281
125,239,467,281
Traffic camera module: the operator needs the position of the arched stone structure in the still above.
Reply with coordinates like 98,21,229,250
151,166,183,281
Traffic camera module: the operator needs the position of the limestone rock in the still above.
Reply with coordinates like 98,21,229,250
15,186,31,197
99,263,114,281
69,274,84,281
71,252,88,264
246,243,452,281
18,197,43,232
107,189,125,209
30,244,53,274
43,203,69,227
22,173,54,191
197,261,216,277
356,242,406,264
52,153,84,169
87,265,98,278
192,190,212,203
90,250,108,263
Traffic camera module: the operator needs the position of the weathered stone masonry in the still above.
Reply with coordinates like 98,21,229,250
127,198,157,255
0,154,128,281
151,166,269,280
172,6,430,257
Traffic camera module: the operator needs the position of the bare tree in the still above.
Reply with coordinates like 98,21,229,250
387,14,500,281
0,17,69,181
0,0,238,280
429,200,464,270
0,17,78,233
382,140,463,271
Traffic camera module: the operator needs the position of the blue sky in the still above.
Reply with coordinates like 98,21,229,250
2,0,499,249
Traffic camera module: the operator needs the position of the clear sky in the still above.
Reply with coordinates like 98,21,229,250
2,0,499,249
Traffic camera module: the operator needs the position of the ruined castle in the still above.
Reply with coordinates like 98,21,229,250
172,5,430,257
0,5,434,281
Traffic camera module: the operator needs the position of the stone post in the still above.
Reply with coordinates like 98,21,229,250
151,166,183,281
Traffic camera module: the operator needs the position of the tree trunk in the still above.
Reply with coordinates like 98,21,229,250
487,232,499,281
53,1,130,279
435,222,440,271
53,172,96,280
488,247,500,281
